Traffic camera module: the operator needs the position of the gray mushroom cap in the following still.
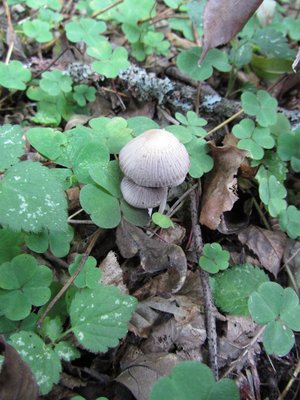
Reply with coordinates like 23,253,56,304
119,129,190,187
121,177,168,209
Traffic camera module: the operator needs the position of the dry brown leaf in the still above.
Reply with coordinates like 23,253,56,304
0,336,38,400
238,225,287,277
100,251,128,293
199,0,263,64
116,353,179,400
200,144,246,230
116,219,187,292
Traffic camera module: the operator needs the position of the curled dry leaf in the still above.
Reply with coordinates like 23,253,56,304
116,353,179,400
199,0,263,64
292,47,300,73
116,219,187,292
200,143,246,230
0,336,38,400
238,225,287,277
100,250,128,293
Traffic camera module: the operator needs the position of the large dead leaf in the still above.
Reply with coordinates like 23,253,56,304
238,225,287,277
116,353,179,400
0,336,38,400
116,219,187,292
200,144,246,230
199,0,263,63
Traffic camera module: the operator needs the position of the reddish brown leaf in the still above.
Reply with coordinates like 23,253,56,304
200,143,246,230
0,336,38,400
199,0,263,64
238,225,287,277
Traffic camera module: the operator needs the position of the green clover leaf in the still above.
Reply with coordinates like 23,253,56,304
0,124,25,172
241,90,278,127
0,61,31,90
40,70,73,96
0,254,52,320
279,206,300,239
68,255,101,289
23,19,53,43
91,47,130,78
152,212,174,229
26,127,68,161
66,18,106,45
277,127,300,172
73,84,96,106
0,228,23,264
185,137,214,178
199,243,229,274
177,47,231,81
232,118,275,160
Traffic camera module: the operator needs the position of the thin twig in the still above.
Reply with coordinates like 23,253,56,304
190,186,219,379
3,0,15,64
36,229,101,328
205,109,244,136
221,325,266,379
92,0,124,18
278,359,300,399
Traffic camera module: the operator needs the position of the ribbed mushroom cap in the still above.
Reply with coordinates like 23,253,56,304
119,129,190,187
121,177,168,209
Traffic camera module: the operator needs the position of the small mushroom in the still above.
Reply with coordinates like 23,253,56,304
119,129,190,212
119,129,190,187
121,177,168,209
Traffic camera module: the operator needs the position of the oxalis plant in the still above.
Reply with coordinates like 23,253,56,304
0,0,300,399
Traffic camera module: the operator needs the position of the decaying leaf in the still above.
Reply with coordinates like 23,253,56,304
116,353,179,400
238,225,287,277
116,219,187,292
200,144,246,230
100,250,128,293
0,336,38,400
292,47,300,73
199,0,263,64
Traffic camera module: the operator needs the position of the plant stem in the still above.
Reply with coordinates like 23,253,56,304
205,109,243,137
92,0,124,18
36,228,102,328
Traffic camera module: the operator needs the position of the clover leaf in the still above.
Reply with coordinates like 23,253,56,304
66,18,106,45
232,118,275,160
23,19,53,43
248,282,300,356
40,70,73,96
0,254,52,320
152,212,174,229
143,31,170,56
253,27,295,59
199,243,229,274
150,361,239,400
177,47,231,81
69,286,137,352
211,264,269,315
279,206,300,239
73,84,96,106
277,127,300,172
241,90,278,127
89,160,122,198
26,127,68,161
25,225,74,258
258,173,287,217
68,255,101,289
9,331,61,395
80,184,121,229
0,160,68,233
0,61,31,90
185,138,214,178
92,47,130,78
0,124,25,172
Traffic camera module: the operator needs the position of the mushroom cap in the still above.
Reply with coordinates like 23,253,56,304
121,177,168,209
119,129,190,187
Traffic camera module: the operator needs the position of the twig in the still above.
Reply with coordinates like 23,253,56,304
92,0,124,18
221,325,266,379
3,0,15,64
205,109,243,136
36,228,101,328
190,186,219,379
278,359,300,399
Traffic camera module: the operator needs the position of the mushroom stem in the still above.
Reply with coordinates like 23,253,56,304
158,187,168,214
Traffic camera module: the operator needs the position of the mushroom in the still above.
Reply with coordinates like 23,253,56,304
121,177,168,209
119,129,190,211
